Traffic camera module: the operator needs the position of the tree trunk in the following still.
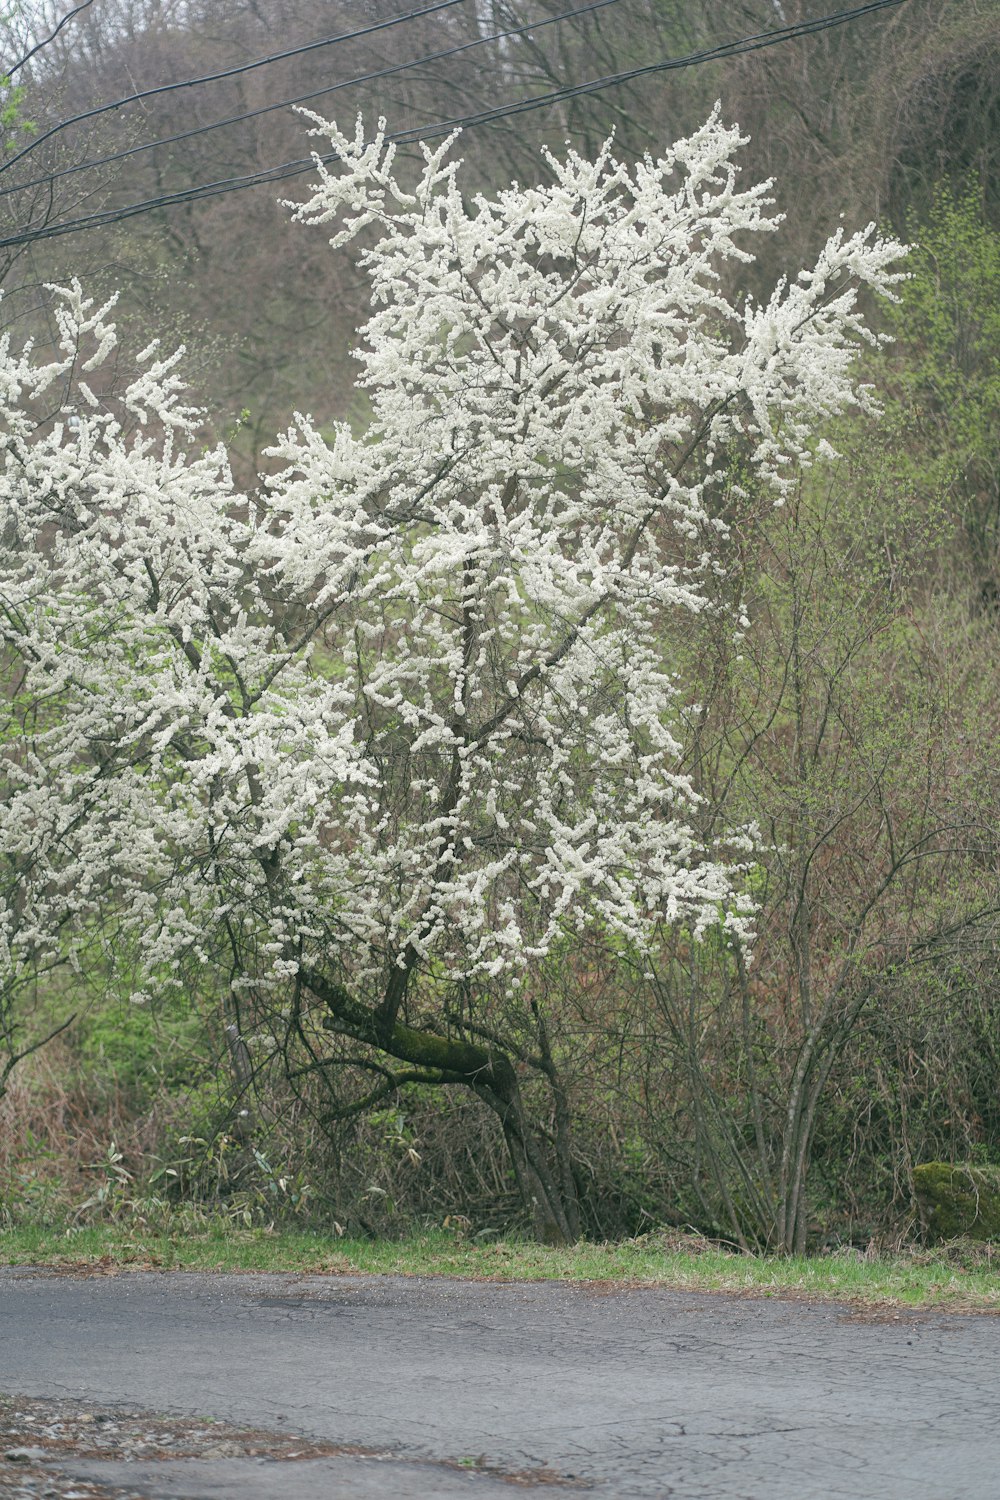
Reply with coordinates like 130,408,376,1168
304,969,578,1243
474,1055,578,1244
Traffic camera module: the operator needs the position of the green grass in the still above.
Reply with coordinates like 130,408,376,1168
2,1224,998,1310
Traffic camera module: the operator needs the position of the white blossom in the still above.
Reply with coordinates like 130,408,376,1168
0,115,905,1008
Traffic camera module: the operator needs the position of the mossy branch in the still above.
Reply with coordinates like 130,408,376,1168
303,967,501,1086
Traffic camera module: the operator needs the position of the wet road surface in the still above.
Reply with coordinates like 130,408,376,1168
1,1268,998,1498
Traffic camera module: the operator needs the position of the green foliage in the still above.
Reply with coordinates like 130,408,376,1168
0,1129,64,1228
882,182,1000,577
76,998,209,1104
0,73,33,150
639,348,1000,1252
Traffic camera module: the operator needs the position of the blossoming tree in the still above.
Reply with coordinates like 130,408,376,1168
0,110,903,1239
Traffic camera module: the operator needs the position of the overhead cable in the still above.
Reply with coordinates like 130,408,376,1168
0,0,470,178
0,0,909,251
408,0,908,136
3,0,95,79
0,0,619,204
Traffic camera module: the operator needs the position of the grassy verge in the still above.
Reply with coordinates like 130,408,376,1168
1,1224,998,1310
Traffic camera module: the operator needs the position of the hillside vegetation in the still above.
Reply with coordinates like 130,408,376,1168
2,0,999,1255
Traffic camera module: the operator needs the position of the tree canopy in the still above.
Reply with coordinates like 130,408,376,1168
1,110,904,1237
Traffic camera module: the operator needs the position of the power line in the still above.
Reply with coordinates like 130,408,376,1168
0,0,620,205
416,0,909,135
4,0,95,79
0,0,471,179
0,0,908,252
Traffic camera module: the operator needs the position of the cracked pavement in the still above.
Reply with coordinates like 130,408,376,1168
1,1268,998,1498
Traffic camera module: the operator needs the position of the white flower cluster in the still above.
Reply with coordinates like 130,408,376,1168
0,113,904,1005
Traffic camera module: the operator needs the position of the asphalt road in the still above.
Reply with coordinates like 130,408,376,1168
1,1268,998,1499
